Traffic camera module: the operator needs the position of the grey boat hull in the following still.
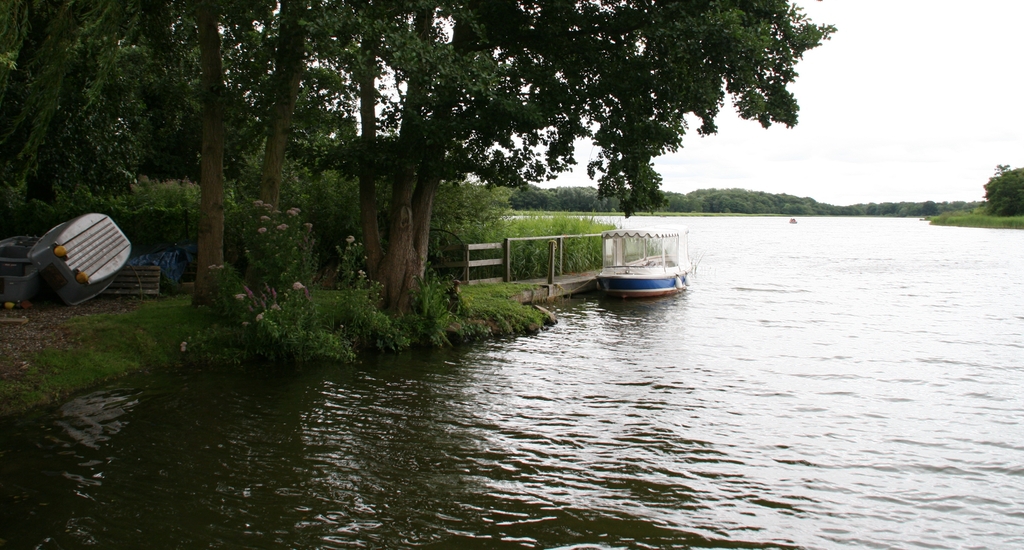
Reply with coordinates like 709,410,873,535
0,236,41,303
28,214,131,305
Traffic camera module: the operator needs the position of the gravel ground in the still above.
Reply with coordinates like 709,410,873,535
0,295,142,382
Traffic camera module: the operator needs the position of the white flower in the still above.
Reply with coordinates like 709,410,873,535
258,227,267,234
276,224,288,231
292,282,305,290
242,321,249,326
346,235,356,244
234,294,245,301
260,215,271,221
270,304,281,311
180,341,187,352
253,200,265,207
357,270,365,278
256,313,264,322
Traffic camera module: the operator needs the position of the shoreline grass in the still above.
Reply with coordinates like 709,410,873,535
0,297,220,417
0,286,550,418
929,213,1024,229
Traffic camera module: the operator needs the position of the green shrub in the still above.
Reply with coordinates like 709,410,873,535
407,270,456,347
208,205,353,363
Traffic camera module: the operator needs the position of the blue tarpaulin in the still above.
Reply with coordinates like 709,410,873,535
127,242,196,282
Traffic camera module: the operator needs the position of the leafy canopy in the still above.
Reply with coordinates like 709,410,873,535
985,165,1024,217
342,0,833,216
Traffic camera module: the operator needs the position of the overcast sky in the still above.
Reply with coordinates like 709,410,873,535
545,0,1024,206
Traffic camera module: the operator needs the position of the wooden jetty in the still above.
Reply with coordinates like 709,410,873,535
440,234,601,304
511,273,599,304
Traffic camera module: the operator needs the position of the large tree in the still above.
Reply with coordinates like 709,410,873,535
984,165,1024,217
346,0,832,312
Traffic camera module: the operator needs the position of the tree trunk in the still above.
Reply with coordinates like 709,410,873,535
258,0,307,208
357,42,383,278
192,3,225,307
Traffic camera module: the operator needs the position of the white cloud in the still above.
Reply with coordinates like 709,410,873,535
545,0,1024,206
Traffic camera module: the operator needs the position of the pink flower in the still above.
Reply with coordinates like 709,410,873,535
276,224,288,231
258,227,268,234
260,215,271,221
270,304,281,311
242,321,249,326
180,342,187,352
253,200,264,207
292,282,305,290
234,294,245,301
304,223,313,232
287,207,300,216
256,313,264,322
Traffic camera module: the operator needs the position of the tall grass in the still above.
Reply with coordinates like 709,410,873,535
439,213,614,282
929,213,1024,229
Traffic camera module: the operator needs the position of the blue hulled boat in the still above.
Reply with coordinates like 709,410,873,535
597,228,690,298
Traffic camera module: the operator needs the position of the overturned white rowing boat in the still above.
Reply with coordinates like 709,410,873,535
27,213,132,305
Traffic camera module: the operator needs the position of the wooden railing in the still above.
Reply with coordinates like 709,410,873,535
440,233,602,285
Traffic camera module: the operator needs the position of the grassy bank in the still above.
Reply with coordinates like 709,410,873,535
0,297,220,417
0,286,548,418
929,213,1024,229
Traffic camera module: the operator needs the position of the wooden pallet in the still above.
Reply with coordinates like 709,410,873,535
102,265,161,296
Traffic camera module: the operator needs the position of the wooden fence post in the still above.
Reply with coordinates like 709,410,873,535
504,238,511,282
547,239,557,285
558,236,564,276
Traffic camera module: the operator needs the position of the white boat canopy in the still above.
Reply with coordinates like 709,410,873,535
601,228,686,240
600,227,688,273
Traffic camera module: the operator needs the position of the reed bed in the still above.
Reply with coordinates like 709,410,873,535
929,213,1024,229
437,214,615,282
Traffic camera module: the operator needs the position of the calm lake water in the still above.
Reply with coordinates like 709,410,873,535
2,217,1023,549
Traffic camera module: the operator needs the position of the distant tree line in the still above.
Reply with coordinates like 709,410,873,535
510,185,982,217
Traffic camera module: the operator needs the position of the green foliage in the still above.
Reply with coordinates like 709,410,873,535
0,178,200,244
458,283,546,334
278,170,362,268
929,212,1024,229
335,237,369,290
408,271,456,347
313,289,411,353
431,181,515,245
239,200,317,290
984,166,1024,217
509,185,983,218
503,215,613,280
210,205,353,363
510,185,620,213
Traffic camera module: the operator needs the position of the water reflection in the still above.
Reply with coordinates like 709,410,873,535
54,389,138,450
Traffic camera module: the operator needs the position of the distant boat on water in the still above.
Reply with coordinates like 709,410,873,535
789,218,798,224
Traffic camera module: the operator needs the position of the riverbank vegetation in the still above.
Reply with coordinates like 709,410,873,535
0,281,552,416
927,166,1024,229
510,184,982,217
929,212,1024,229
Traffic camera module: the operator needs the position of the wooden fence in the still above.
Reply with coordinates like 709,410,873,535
440,233,602,285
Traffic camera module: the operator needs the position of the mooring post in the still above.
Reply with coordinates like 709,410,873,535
547,239,557,285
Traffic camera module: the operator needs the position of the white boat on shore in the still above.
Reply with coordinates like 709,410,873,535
597,228,689,298
28,213,132,305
